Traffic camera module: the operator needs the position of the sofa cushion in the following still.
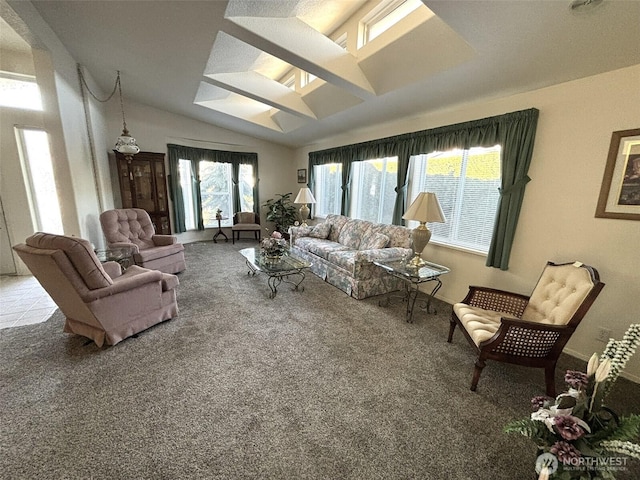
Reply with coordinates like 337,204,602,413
338,219,372,250
360,232,389,250
309,222,331,239
299,238,352,261
521,263,595,326
453,303,506,346
326,215,349,242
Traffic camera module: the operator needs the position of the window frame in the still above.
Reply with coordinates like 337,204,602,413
408,145,502,255
177,159,255,231
350,156,398,224
313,163,343,218
0,71,43,111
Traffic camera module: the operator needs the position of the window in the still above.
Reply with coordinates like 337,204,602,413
334,32,348,50
178,160,255,230
350,157,397,223
300,70,317,88
358,0,423,48
282,74,295,90
0,72,42,111
313,163,342,217
15,127,63,233
409,145,501,253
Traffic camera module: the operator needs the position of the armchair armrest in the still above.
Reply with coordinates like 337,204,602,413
462,286,530,318
355,247,412,264
152,235,177,246
102,261,122,279
80,266,164,302
107,242,139,254
479,317,572,357
289,226,313,243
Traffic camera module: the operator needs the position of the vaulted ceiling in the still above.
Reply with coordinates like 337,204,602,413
6,1,640,147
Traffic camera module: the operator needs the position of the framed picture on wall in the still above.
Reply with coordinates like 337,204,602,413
595,128,640,220
297,169,307,184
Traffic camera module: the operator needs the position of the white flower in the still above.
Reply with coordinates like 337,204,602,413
595,358,612,383
587,353,599,377
531,408,557,433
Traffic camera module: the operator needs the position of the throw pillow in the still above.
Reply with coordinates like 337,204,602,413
360,232,389,250
308,222,331,239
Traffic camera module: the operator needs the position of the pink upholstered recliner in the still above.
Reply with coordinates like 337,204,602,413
13,232,179,347
100,208,186,274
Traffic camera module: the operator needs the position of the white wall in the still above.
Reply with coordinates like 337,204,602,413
4,0,111,250
103,100,296,244
293,65,640,381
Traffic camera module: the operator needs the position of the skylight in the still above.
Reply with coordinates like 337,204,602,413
358,0,423,48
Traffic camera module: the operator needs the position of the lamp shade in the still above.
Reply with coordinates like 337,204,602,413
294,187,316,204
115,133,140,155
402,192,445,224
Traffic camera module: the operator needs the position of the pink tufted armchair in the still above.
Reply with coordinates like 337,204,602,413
13,232,179,347
100,208,186,274
448,261,604,396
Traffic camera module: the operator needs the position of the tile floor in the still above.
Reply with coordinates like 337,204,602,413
0,275,56,329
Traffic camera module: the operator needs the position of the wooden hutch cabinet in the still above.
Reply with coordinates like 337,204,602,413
114,151,171,234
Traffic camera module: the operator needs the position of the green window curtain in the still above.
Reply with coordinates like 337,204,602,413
167,144,259,231
307,108,539,269
231,163,241,215
486,109,539,270
167,147,186,233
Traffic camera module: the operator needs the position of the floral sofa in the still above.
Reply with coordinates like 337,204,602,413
289,214,412,299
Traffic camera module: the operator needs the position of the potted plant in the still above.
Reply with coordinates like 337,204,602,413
505,324,640,479
262,193,298,235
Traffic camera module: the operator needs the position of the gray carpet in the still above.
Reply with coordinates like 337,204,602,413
1,241,638,479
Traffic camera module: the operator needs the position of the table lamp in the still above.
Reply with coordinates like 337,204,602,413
402,192,445,267
294,187,316,227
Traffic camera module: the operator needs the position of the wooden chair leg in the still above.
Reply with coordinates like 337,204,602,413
471,358,486,392
448,318,457,343
544,364,557,397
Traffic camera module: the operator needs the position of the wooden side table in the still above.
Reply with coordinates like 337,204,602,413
213,216,229,243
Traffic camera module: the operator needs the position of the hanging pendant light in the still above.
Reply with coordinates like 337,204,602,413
114,71,140,156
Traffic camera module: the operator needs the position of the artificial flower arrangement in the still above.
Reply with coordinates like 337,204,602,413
505,324,640,479
260,230,287,258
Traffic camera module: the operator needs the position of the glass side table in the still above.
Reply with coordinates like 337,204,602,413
373,259,450,323
95,246,136,271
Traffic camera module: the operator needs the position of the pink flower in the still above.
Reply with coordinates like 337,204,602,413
531,395,552,411
564,370,589,389
550,441,581,465
554,415,588,440
272,231,282,239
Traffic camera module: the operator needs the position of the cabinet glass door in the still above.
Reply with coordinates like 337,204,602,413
118,161,133,207
131,161,155,212
155,160,167,213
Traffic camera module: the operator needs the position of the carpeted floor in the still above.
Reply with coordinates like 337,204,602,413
1,241,638,479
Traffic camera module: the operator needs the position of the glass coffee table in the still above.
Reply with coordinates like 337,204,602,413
239,247,311,299
374,259,450,323
94,246,136,271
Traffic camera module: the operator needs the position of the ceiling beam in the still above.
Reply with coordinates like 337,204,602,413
203,71,317,119
224,16,376,100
